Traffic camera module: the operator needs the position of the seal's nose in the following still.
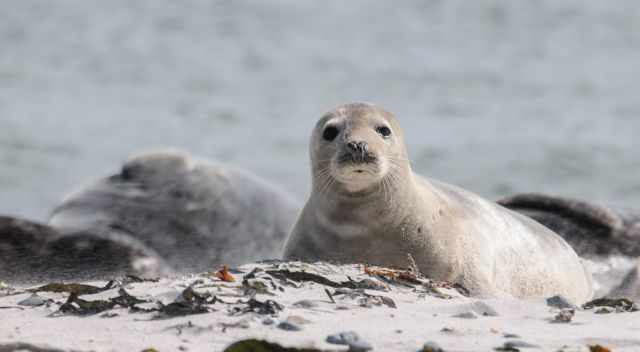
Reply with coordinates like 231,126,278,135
347,141,368,154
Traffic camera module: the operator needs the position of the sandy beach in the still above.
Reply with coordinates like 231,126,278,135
1,261,638,352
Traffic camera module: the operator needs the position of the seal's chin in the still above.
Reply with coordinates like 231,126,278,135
331,159,388,193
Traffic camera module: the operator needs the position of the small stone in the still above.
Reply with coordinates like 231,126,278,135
262,317,277,325
18,294,46,307
546,295,577,310
421,341,445,352
594,307,613,314
292,300,318,308
453,311,478,319
503,333,520,339
277,321,302,331
471,301,499,316
505,340,540,348
327,331,360,345
552,309,575,323
495,340,540,351
100,312,119,318
326,331,373,352
286,315,311,325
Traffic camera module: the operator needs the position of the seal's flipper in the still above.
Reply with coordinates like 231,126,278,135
498,193,640,257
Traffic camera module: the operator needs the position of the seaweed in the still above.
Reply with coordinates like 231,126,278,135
57,293,116,316
265,269,381,291
223,339,330,352
582,297,638,312
330,288,397,309
110,288,150,309
30,281,116,296
232,298,283,315
157,286,216,317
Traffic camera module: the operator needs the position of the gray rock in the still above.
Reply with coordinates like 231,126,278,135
504,340,540,349
546,295,577,310
453,311,478,319
262,317,278,325
470,301,499,316
277,321,302,331
326,331,373,352
293,299,318,308
17,294,46,307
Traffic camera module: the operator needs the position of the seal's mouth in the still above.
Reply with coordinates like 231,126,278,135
337,152,378,165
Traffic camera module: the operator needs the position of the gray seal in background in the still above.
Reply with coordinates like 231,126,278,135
498,193,640,257
49,150,300,272
0,215,168,283
283,102,593,304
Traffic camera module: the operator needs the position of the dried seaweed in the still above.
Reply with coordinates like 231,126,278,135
232,298,284,315
57,293,116,316
582,297,638,312
30,281,115,296
265,269,383,291
266,270,357,288
123,275,159,283
330,288,397,309
110,288,149,308
157,286,216,317
223,339,330,352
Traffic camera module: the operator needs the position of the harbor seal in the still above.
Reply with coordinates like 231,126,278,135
49,149,300,272
498,193,640,257
283,103,593,303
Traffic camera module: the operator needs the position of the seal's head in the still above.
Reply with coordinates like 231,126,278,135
310,103,410,194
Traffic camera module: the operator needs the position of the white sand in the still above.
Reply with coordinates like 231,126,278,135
1,261,639,352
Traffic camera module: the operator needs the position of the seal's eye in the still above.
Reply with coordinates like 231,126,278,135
322,126,339,141
376,126,392,138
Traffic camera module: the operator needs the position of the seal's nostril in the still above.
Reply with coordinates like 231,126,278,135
347,141,368,153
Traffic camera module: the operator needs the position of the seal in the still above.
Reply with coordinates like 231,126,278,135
498,193,640,257
0,215,168,283
49,149,300,273
283,103,593,303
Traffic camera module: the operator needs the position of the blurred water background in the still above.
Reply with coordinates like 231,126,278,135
1,0,639,220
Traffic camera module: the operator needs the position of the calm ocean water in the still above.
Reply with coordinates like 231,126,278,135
1,0,639,220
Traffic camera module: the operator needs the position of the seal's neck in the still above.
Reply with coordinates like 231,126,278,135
311,165,421,220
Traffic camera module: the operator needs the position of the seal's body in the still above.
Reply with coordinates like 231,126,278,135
284,103,593,303
50,150,300,272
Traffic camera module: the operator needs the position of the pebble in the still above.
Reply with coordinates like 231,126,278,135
470,301,499,316
326,331,373,352
17,294,46,307
453,311,478,319
553,309,575,323
277,321,302,331
292,300,318,308
262,317,278,325
546,295,577,310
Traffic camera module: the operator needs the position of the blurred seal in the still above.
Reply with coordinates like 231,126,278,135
49,150,300,272
283,102,593,303
0,215,168,283
498,193,640,257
